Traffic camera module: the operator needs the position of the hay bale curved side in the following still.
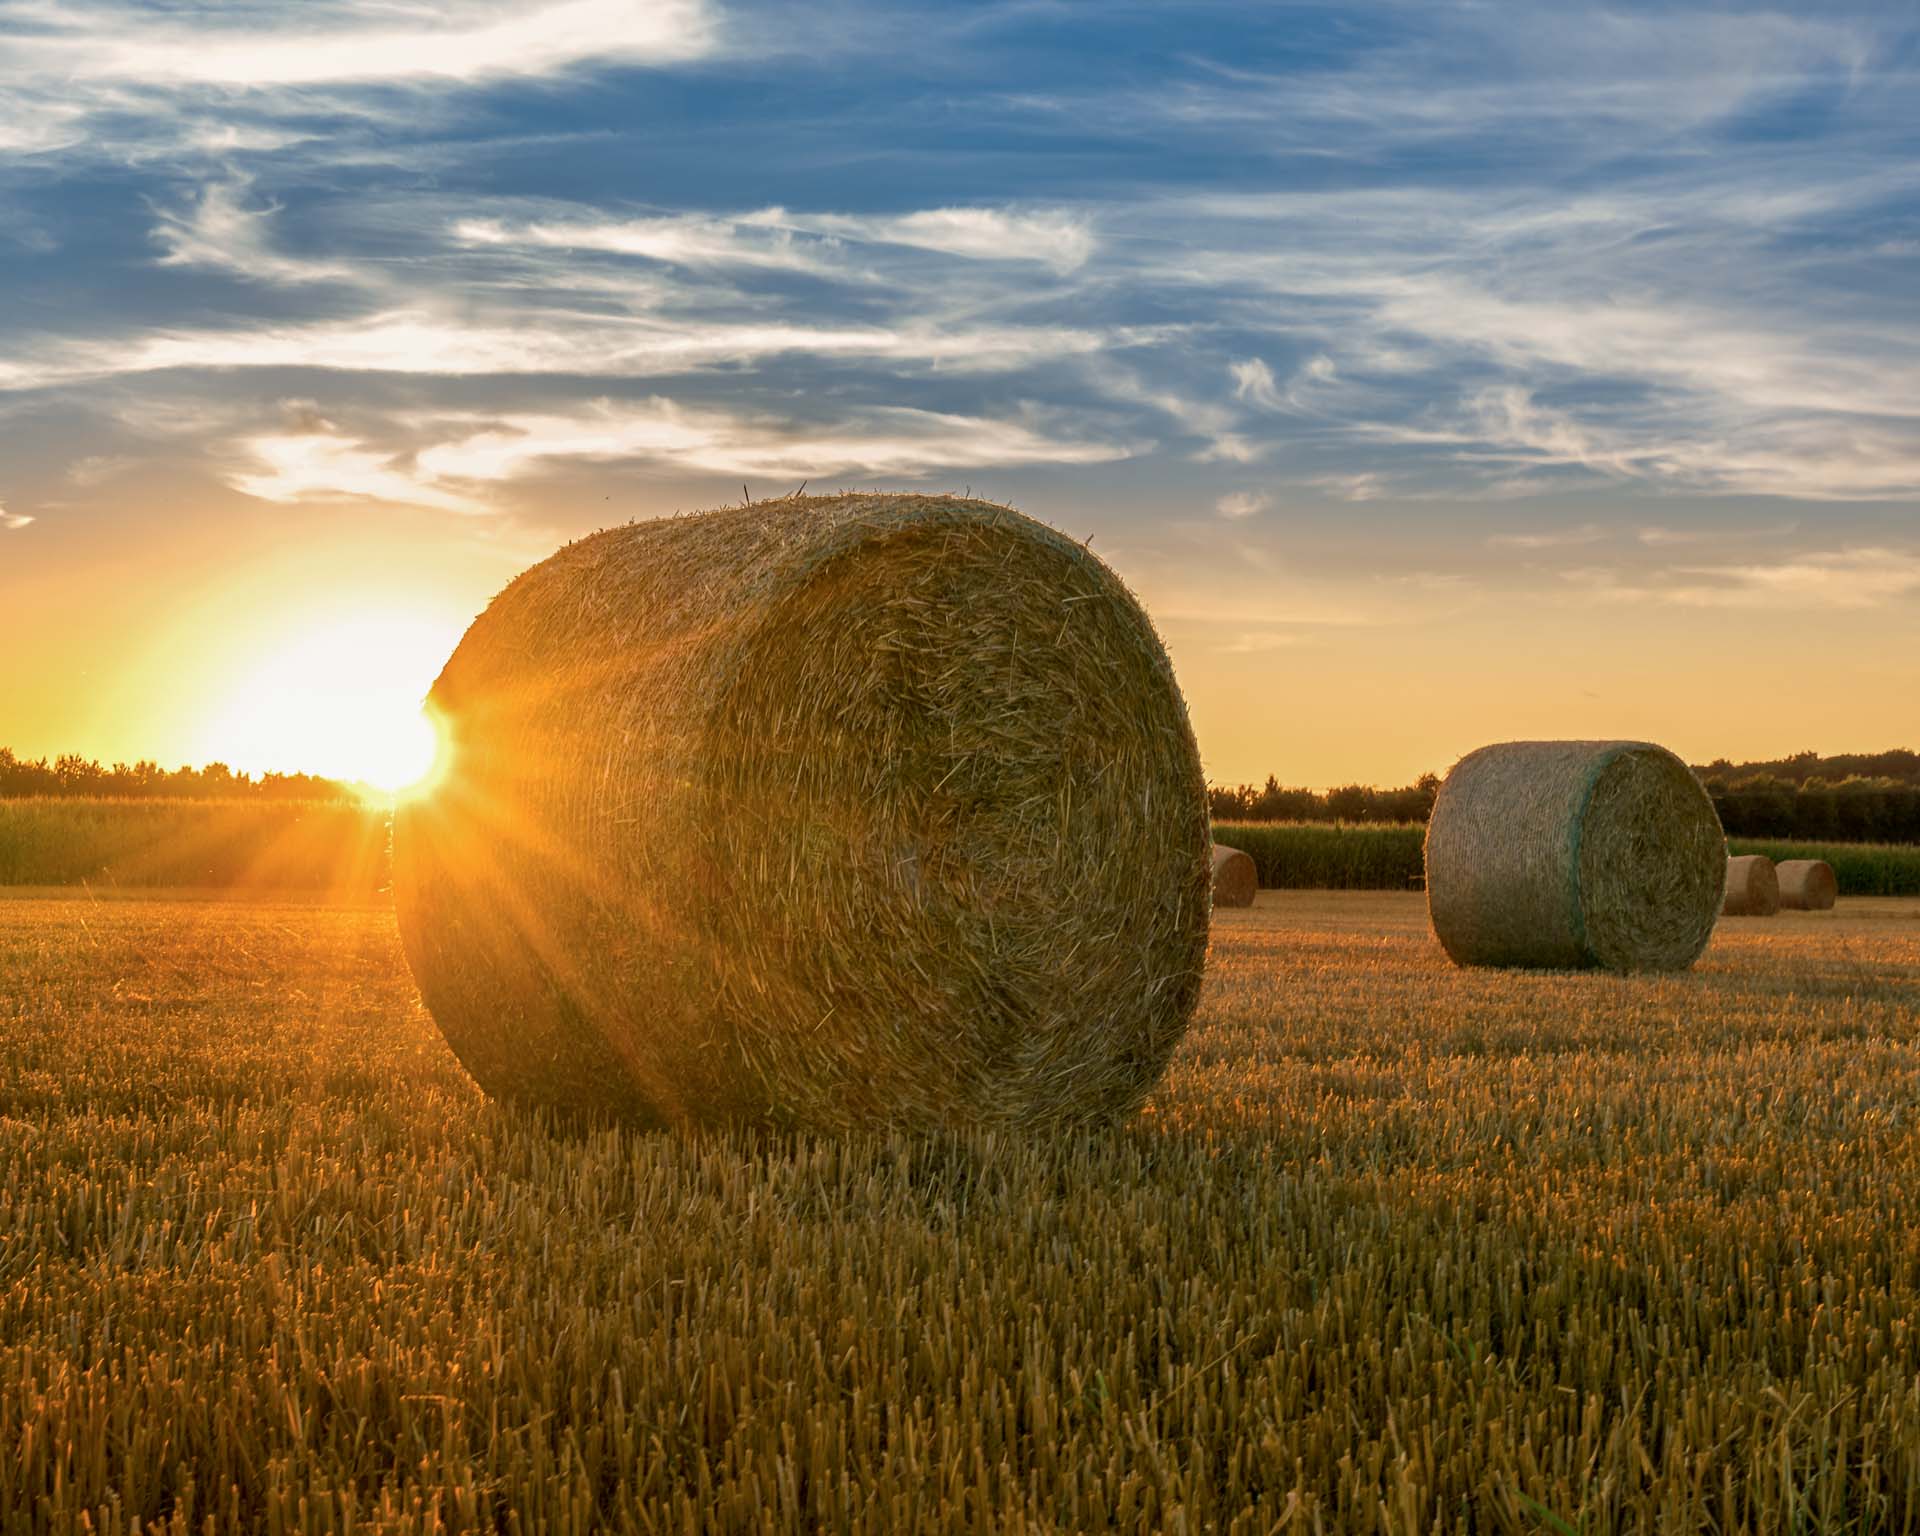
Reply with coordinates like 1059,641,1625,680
1210,844,1257,908
1722,854,1780,916
1425,740,1725,972
1776,858,1838,911
393,493,1213,1132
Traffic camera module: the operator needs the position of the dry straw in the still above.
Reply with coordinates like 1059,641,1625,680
1210,844,1257,908
1777,858,1838,911
1722,854,1781,916
394,493,1212,1132
1425,740,1725,972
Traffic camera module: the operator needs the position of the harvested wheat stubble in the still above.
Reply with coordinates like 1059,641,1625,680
1210,844,1257,908
1425,739,1725,972
393,493,1212,1132
1722,854,1781,916
1776,858,1839,911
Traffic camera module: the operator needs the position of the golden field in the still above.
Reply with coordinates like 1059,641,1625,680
4,890,1919,1533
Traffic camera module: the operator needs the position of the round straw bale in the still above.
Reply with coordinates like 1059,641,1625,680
1425,740,1724,972
394,493,1212,1133
1722,854,1780,916
1211,844,1257,908
1776,858,1838,911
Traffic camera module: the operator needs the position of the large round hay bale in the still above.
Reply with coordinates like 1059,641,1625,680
394,493,1212,1132
1722,854,1780,916
1425,740,1724,972
1210,844,1257,908
1776,858,1838,911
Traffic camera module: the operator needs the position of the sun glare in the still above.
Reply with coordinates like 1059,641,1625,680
196,611,461,796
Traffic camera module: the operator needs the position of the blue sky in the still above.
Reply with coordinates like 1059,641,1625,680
1,0,1916,784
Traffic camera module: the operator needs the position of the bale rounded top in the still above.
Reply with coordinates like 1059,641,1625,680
395,493,1213,1133
1425,739,1725,972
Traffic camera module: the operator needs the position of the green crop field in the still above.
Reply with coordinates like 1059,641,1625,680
1212,822,1920,896
1722,839,1920,898
0,798,389,893
1211,821,1427,890
5,801,1920,903
6,891,1920,1532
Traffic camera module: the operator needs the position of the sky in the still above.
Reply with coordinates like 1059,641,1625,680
1,0,1916,789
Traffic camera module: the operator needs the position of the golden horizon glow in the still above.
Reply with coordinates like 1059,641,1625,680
192,610,462,793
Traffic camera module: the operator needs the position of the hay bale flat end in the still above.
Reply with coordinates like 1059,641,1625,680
1425,739,1725,973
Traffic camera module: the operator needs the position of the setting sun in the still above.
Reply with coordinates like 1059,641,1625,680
193,610,459,794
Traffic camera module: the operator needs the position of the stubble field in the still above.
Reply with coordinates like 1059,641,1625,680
4,890,1920,1533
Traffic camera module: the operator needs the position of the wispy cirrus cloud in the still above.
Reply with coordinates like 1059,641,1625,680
1564,547,1920,610
229,425,485,513
223,395,1134,508
152,179,361,286
1120,5,1874,149
0,501,33,530
1214,490,1270,520
0,0,716,88
2,0,1916,561
1637,521,1799,547
1486,523,1608,551
455,201,1096,276
758,206,1096,273
453,212,841,276
1,305,1117,391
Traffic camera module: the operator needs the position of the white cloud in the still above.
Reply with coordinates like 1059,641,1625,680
1215,490,1269,520
411,397,1133,483
65,454,135,487
1665,548,1920,610
1,0,715,88
2,0,1912,524
1218,631,1319,654
1229,358,1282,409
152,179,358,285
1637,521,1798,547
1,306,1115,391
456,202,1097,277
1096,367,1258,463
761,206,1096,274
0,87,90,156
218,395,1135,508
1144,7,1872,148
229,418,485,512
1132,140,1920,502
0,502,33,529
1486,522,1608,550
1566,547,1920,610
1308,472,1386,503
1233,354,1340,415
453,214,840,275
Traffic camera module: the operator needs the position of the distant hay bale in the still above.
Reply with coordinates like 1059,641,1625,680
394,493,1212,1133
1776,858,1838,911
1211,844,1257,908
1722,854,1780,917
1425,740,1725,972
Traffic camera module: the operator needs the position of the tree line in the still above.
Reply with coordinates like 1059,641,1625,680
0,748,352,802
1211,753,1920,844
10,744,1918,843
1698,776,1920,844
1207,776,1441,826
